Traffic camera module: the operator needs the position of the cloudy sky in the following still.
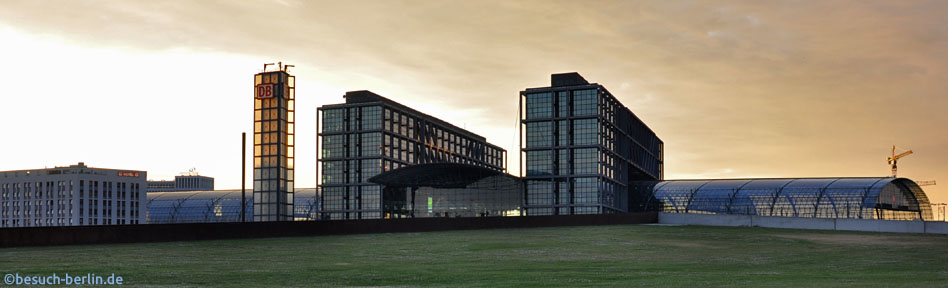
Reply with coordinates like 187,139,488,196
1,0,946,203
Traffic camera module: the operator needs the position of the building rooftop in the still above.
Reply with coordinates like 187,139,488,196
321,90,501,148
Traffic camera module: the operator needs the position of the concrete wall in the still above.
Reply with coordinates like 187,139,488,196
656,213,751,227
659,212,948,235
924,221,948,234
0,212,658,247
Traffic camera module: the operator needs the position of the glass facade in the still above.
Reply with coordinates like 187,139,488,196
146,189,319,223
318,91,506,220
521,73,663,216
253,71,295,221
630,178,934,221
368,163,521,218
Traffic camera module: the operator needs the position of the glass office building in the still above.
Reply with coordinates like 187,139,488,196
631,177,933,221
253,68,295,221
318,91,506,220
520,73,663,215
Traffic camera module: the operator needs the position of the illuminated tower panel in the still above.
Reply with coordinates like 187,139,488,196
253,69,295,221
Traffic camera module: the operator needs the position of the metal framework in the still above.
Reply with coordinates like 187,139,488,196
520,73,663,216
317,91,506,220
253,69,295,221
368,163,521,218
630,177,933,221
146,189,319,224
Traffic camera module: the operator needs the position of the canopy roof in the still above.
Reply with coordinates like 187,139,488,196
368,163,508,188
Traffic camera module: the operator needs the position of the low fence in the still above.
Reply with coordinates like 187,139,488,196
0,213,657,247
658,212,948,234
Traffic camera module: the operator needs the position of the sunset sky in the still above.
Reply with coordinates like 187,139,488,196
1,1,946,203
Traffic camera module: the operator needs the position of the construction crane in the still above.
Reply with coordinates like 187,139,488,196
917,180,936,186
887,145,913,177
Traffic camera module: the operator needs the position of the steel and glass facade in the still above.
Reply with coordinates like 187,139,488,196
318,91,506,220
146,188,319,224
253,70,295,221
368,163,521,218
521,73,663,215
631,177,934,221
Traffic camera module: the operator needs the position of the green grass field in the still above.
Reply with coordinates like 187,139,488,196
2,224,947,287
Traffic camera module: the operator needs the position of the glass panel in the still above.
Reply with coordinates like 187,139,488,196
573,89,597,116
525,122,552,148
525,150,552,176
573,119,597,145
525,92,553,119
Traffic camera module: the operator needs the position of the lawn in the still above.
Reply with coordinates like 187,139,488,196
1,224,947,287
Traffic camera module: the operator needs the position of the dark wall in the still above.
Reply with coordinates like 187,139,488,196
0,213,657,248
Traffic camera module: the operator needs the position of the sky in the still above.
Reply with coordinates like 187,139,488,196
1,1,946,203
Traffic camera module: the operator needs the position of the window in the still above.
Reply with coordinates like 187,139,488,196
573,89,597,116
362,106,382,130
527,180,553,207
574,177,598,205
361,133,381,157
323,109,344,132
573,118,597,146
557,149,570,175
526,92,553,119
526,150,553,176
348,108,359,131
322,161,345,184
557,91,569,117
573,148,598,175
557,120,569,146
525,122,552,148
360,159,381,182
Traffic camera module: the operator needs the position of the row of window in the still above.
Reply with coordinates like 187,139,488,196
525,177,606,215
252,179,294,191
525,148,600,177
525,118,599,148
2,217,140,227
525,89,598,119
321,185,382,220
322,105,505,169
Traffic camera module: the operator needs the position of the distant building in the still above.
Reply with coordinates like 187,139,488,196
520,73,663,215
146,174,215,192
0,162,146,227
253,67,296,221
318,91,507,220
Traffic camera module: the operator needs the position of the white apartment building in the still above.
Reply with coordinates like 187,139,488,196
0,162,146,227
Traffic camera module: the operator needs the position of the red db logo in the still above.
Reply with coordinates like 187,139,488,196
256,84,275,99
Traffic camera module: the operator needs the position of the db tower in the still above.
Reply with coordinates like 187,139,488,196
253,63,295,221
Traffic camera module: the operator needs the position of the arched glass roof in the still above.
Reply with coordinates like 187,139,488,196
632,178,932,221
146,189,319,224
